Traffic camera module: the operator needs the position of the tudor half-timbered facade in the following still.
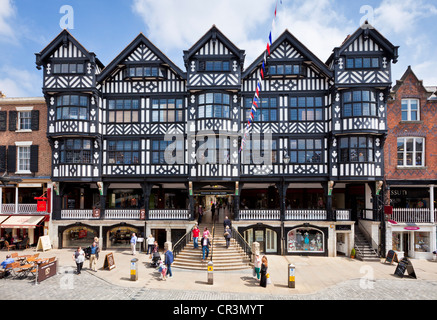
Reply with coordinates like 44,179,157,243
36,23,398,257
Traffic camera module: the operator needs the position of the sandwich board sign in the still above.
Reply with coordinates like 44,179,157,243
104,252,116,270
36,235,52,252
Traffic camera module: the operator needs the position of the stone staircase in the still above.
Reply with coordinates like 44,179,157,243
172,222,252,271
354,226,380,261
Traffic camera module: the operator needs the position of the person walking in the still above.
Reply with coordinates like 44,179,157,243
223,216,232,229
147,234,155,256
192,224,200,249
224,225,232,249
211,202,216,222
260,255,268,287
164,246,174,279
197,205,203,225
201,235,211,262
130,232,138,255
73,246,85,275
89,241,100,272
253,254,261,280
202,227,210,238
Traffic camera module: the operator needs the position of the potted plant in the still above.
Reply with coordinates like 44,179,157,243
350,248,356,259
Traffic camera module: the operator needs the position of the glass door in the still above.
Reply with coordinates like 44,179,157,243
265,229,277,253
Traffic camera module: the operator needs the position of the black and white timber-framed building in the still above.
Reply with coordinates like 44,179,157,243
35,22,399,256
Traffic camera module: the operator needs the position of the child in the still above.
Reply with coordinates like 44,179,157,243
158,260,167,280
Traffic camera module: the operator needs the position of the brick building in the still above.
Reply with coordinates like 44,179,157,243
0,96,52,248
385,66,437,259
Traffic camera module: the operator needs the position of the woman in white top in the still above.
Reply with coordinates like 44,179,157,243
73,246,85,275
147,234,155,255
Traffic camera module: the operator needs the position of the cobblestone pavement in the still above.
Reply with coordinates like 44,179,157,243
1,267,436,300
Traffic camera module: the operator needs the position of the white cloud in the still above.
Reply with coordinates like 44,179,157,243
0,66,41,98
132,0,277,67
374,0,437,35
0,0,17,43
131,0,356,67
274,0,355,62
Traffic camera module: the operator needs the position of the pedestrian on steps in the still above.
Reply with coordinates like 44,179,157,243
192,224,200,249
224,225,232,249
201,235,211,262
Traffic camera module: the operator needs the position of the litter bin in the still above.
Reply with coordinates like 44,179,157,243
130,258,138,281
288,263,295,288
207,261,213,285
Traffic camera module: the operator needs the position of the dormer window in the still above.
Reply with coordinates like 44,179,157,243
199,61,231,72
53,63,85,74
346,57,379,69
125,65,166,79
268,63,305,77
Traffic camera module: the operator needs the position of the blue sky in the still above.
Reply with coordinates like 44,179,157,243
0,0,436,97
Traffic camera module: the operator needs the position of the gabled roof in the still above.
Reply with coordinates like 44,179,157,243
326,21,399,65
392,66,436,100
183,25,245,65
242,29,332,79
35,29,104,69
97,33,186,82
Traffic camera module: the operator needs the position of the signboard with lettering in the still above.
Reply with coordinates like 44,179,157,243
385,250,398,264
37,260,57,283
104,252,116,270
394,257,417,279
36,235,52,252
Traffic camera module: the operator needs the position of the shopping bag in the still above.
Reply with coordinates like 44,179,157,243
266,273,272,284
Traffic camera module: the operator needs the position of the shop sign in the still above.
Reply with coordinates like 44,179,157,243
37,260,57,283
404,226,420,231
140,209,146,220
404,223,420,231
92,208,100,218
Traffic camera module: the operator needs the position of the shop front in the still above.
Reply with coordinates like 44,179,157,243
240,223,281,255
0,214,47,248
387,221,436,260
104,223,144,250
285,224,328,256
58,223,99,248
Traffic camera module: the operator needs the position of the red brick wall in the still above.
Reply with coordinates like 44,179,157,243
0,97,51,177
385,71,437,181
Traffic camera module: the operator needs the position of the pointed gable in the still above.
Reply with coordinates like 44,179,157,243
183,25,245,65
243,29,332,80
35,29,103,69
97,33,185,82
330,22,399,64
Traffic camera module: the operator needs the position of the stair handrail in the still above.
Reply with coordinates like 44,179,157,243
356,221,379,256
231,226,252,262
210,213,216,262
173,225,194,259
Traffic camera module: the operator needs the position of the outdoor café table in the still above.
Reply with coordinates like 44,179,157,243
16,264,34,278
16,255,32,265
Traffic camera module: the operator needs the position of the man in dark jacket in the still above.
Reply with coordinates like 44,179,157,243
201,236,211,261
223,216,232,229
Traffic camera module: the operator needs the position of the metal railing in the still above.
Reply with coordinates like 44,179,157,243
391,208,432,223
173,226,194,259
231,226,252,262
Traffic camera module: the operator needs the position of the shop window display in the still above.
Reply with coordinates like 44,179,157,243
63,226,97,248
287,228,324,253
107,226,140,248
414,232,430,252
